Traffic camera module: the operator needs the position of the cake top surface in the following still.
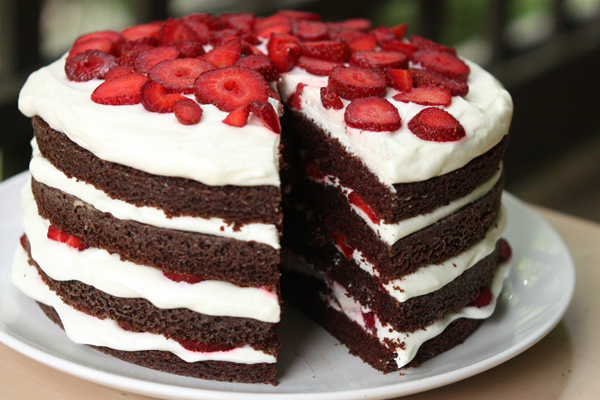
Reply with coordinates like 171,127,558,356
18,11,512,187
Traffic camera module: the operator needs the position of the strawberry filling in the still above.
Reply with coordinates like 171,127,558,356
47,225,89,251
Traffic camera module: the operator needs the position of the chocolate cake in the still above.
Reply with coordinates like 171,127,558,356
11,9,513,383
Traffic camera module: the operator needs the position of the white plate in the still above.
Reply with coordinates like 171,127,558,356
0,172,575,400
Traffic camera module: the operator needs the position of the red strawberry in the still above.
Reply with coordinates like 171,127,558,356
208,29,242,47
408,107,465,142
67,37,114,60
294,20,329,41
380,39,417,59
410,68,469,97
117,51,139,69
178,340,235,353
297,56,341,76
387,68,413,92
159,18,200,45
327,27,365,45
194,66,269,112
47,225,68,243
470,287,493,308
346,33,377,53
163,270,204,284
328,18,371,32
256,20,293,39
140,80,186,113
183,13,223,31
350,50,408,71
104,65,135,80
171,39,205,57
221,12,255,32
409,35,457,55
173,99,202,125
65,235,89,251
300,40,350,63
344,96,401,132
328,66,387,100
320,86,343,110
113,37,159,57
182,20,210,44
267,33,301,72
202,38,243,68
393,85,451,106
361,310,376,332
499,238,512,263
276,9,321,21
222,103,251,127
133,46,179,74
348,191,379,223
234,54,278,81
20,234,27,250
287,83,306,110
64,50,118,82
121,21,163,41
413,50,470,81
91,73,149,105
329,230,355,260
390,23,408,39
372,26,396,45
148,58,215,94
249,100,281,134
73,30,122,47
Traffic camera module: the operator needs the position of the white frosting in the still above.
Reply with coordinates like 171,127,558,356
11,248,276,364
29,141,281,249
278,60,513,186
21,180,281,323
329,260,511,368
351,206,507,303
18,54,281,187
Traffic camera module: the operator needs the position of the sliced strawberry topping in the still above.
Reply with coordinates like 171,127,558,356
193,66,269,112
350,50,408,71
294,20,329,41
105,65,135,80
159,18,200,46
91,72,148,105
202,37,243,68
386,68,413,92
345,96,401,132
410,68,469,97
320,86,344,110
113,37,159,57
163,270,204,284
372,26,396,45
409,35,457,55
328,66,387,100
287,83,306,110
171,39,205,58
277,9,321,21
133,46,179,74
413,50,470,81
65,235,89,251
470,287,493,308
408,107,465,142
300,40,350,63
121,21,163,41
346,33,378,53
65,50,118,82
183,13,223,31
234,54,278,81
328,27,364,44
222,103,251,127
178,339,236,353
208,29,242,47
73,30,122,47
256,19,293,39
390,23,408,40
329,230,355,260
393,85,451,107
181,20,210,45
329,18,372,32
173,99,203,125
148,58,215,94
499,238,512,263
221,12,255,32
348,191,379,223
67,37,114,60
140,80,186,113
267,33,301,72
249,100,281,134
47,225,88,251
380,39,417,59
297,56,341,76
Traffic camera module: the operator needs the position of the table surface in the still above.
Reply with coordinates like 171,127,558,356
2,205,598,400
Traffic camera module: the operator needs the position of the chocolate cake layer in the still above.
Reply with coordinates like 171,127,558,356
280,107,507,224
284,174,503,281
32,116,282,226
32,178,279,287
38,303,277,384
280,270,483,372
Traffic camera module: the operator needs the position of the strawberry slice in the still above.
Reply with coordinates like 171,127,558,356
346,33,377,53
393,85,451,106
276,9,321,21
328,66,387,100
350,50,408,71
64,50,118,82
163,271,204,284
222,103,251,127
328,18,371,32
386,68,413,92
328,27,364,44
140,80,186,113
408,107,465,142
409,35,457,55
320,87,343,110
410,68,468,97
297,56,341,76
344,96,401,132
372,26,396,45
173,99,203,125
203,38,243,68
287,83,306,110
267,33,301,72
208,29,242,47
380,39,417,59
221,12,255,32
293,20,329,41
469,287,492,308
256,19,293,39
121,21,163,41
348,191,379,223
300,40,350,63
65,235,90,251
329,230,355,260
91,72,148,105
67,37,114,60
148,58,215,94
104,65,134,80
178,339,236,353
413,50,470,81
234,54,278,81
171,39,205,57
182,20,210,44
133,46,180,74
183,13,223,31
73,30,122,47
390,23,408,39
249,100,281,134
20,234,27,250
159,18,200,45
113,36,159,57
47,225,68,243
194,66,269,112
